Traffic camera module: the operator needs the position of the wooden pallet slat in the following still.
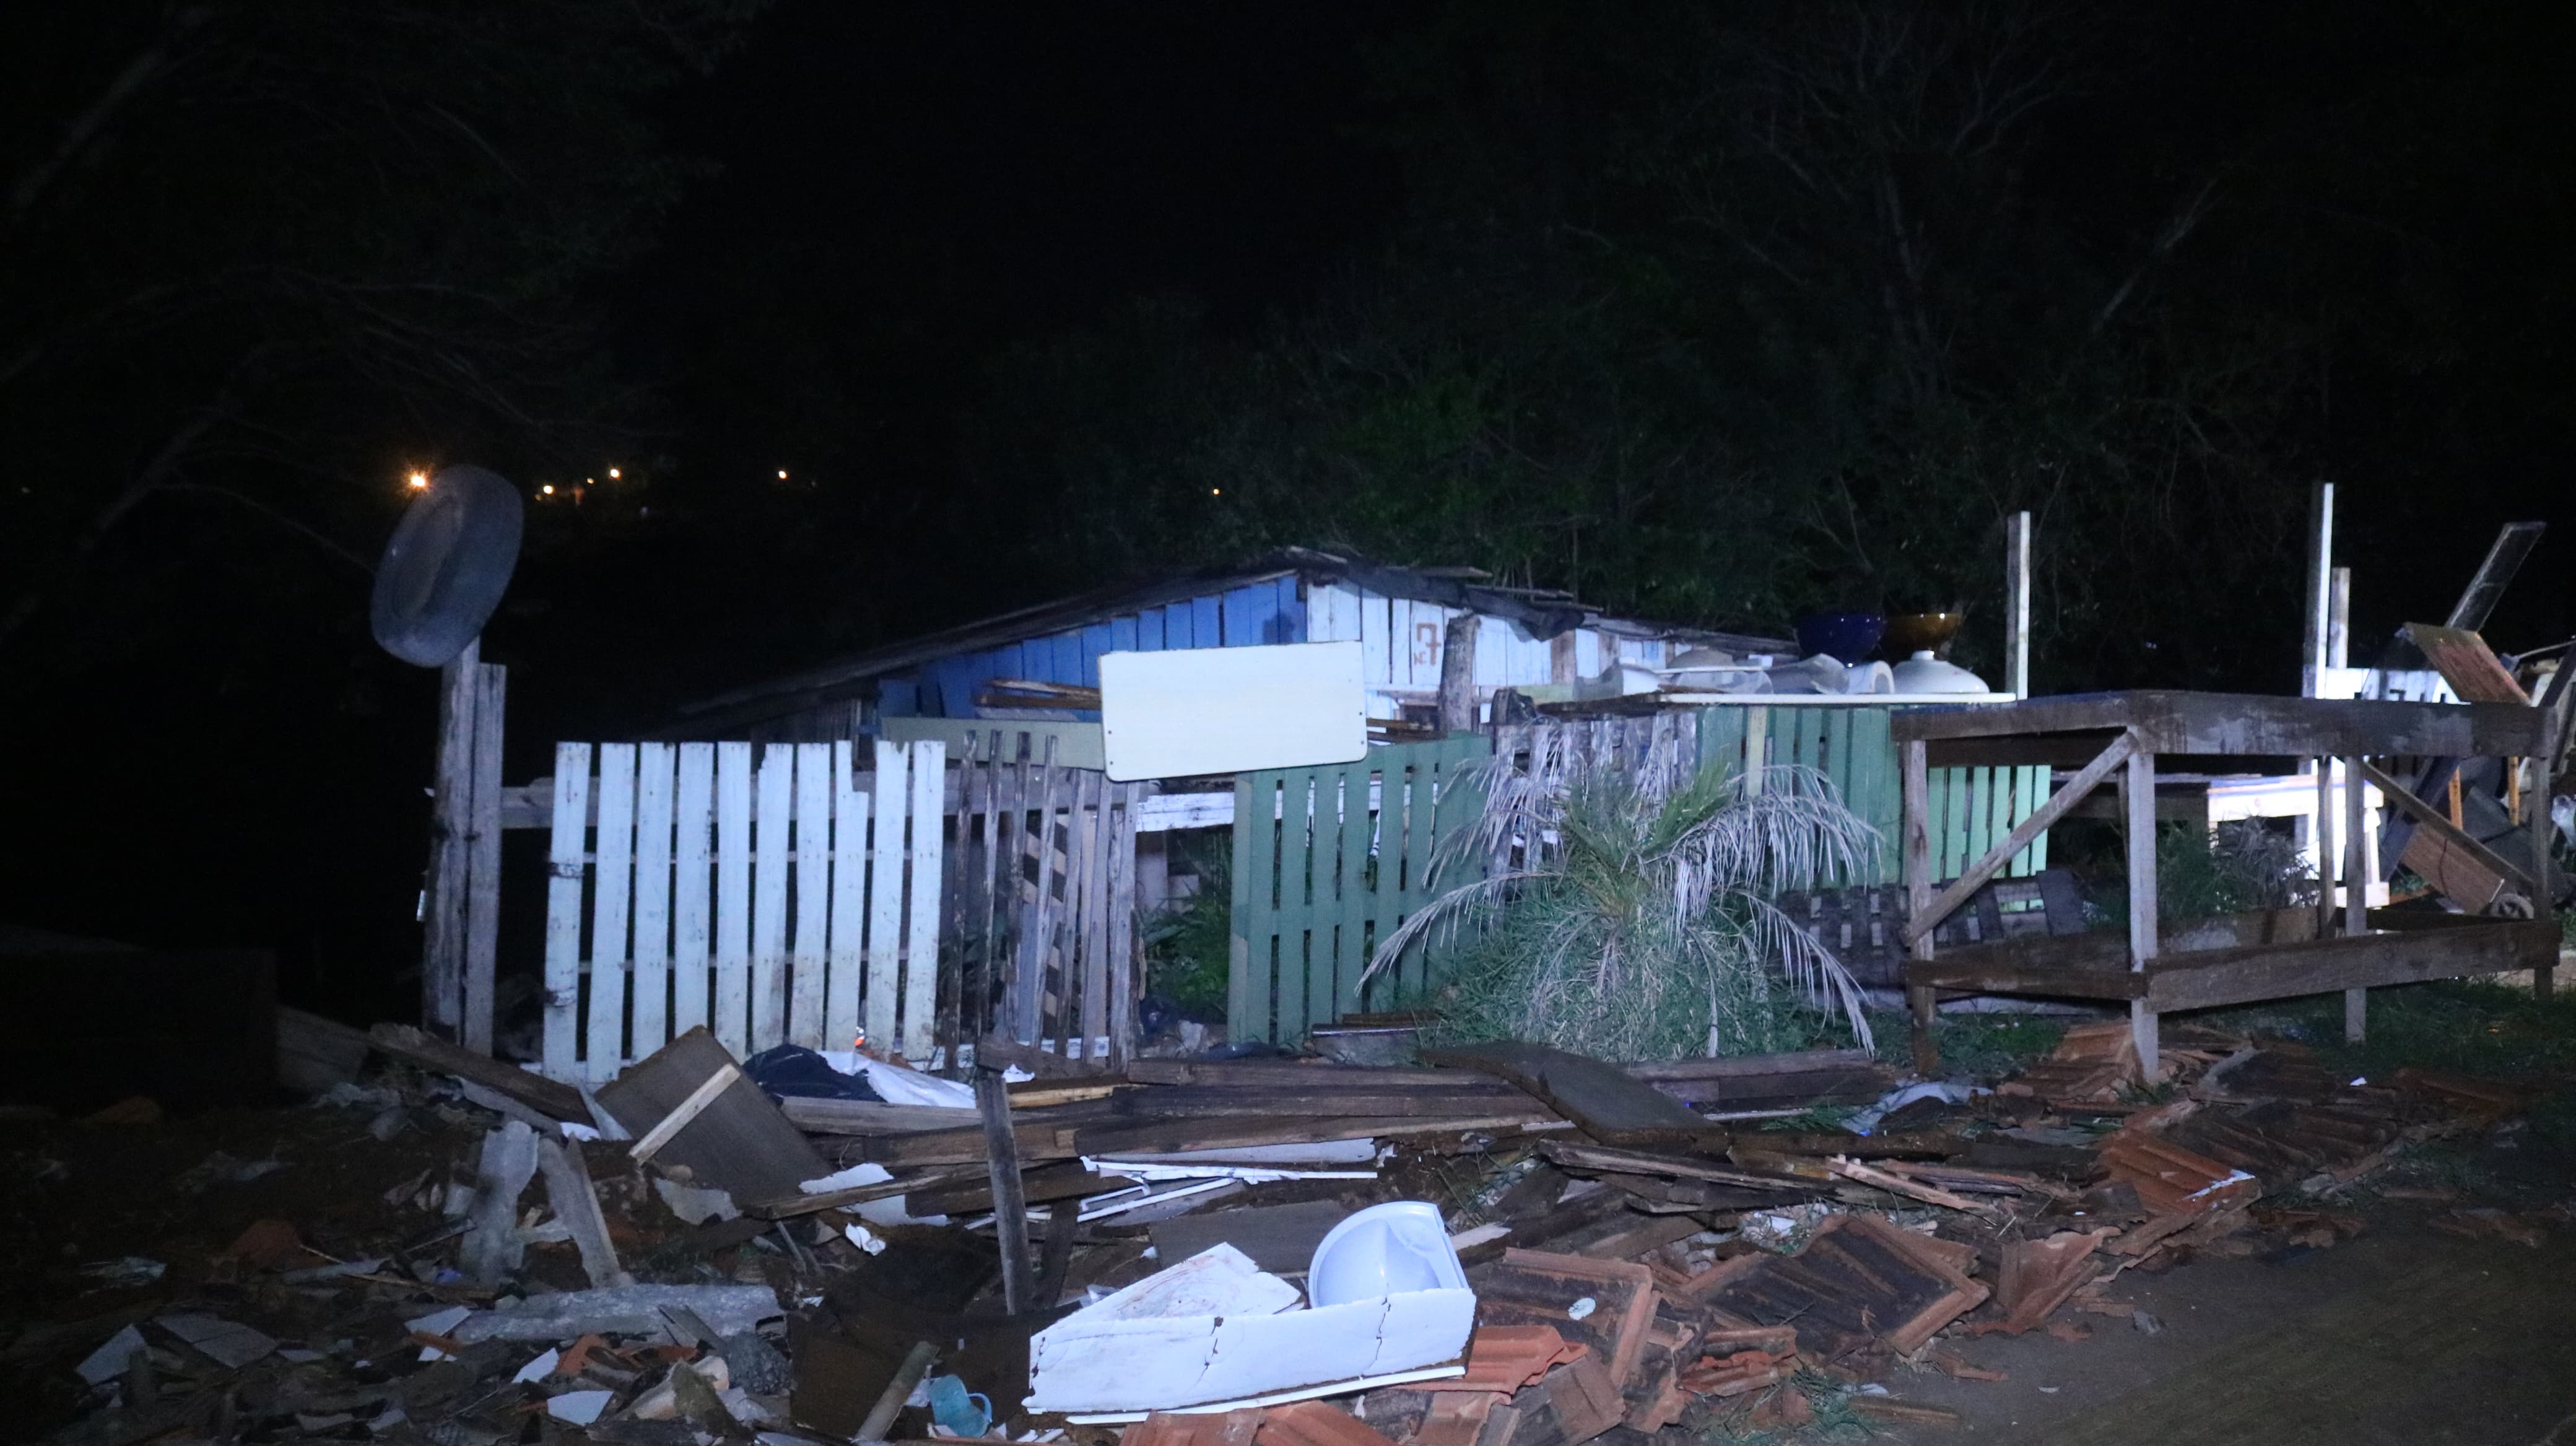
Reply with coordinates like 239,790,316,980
671,744,715,1037
790,742,833,1049
867,740,911,1052
630,742,676,1059
902,739,946,1060
586,744,638,1080
824,739,868,1054
713,741,754,1057
541,743,593,1078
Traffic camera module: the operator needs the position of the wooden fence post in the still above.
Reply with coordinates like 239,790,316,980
425,638,507,1050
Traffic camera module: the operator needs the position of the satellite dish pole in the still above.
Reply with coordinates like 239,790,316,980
370,466,526,1051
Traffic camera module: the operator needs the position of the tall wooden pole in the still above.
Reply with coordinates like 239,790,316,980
423,637,506,1048
2126,747,2161,1078
2004,511,2032,699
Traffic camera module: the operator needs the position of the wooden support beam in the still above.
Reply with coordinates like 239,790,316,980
1437,613,1480,735
2315,759,2337,939
1902,739,1938,1075
2126,747,2160,1078
2301,483,2334,697
628,1063,741,1165
1901,730,2138,946
2005,511,2032,700
2533,743,2558,1001
2354,758,2536,896
2344,754,2368,1042
975,1068,1035,1314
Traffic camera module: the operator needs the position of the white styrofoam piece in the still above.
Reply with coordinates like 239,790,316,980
513,1348,560,1383
1027,1287,1475,1414
1100,643,1367,782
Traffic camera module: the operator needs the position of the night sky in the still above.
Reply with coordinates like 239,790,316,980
1,1,2569,1023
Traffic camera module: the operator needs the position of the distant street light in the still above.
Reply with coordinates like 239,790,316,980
408,472,429,489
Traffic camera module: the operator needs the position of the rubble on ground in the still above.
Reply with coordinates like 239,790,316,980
1,1019,2558,1446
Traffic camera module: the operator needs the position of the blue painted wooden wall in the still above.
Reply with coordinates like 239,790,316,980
908,577,1308,718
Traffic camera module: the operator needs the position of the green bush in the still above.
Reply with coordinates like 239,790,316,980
1377,754,1881,1061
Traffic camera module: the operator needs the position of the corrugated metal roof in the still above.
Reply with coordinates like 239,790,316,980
673,547,1790,727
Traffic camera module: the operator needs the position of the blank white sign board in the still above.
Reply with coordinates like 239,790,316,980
1100,642,1369,782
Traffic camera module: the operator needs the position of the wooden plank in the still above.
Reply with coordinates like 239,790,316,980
1028,749,1072,1048
1058,768,1100,1056
1397,751,1442,1001
714,742,755,1057
373,1022,590,1122
594,1026,828,1203
1079,769,1113,1058
825,741,869,1054
2445,521,2548,630
1902,738,1938,1073
629,1061,741,1164
541,744,592,1078
1902,930,2139,996
2403,624,2529,705
1234,772,1277,1042
671,743,715,1037
1889,690,2542,760
1107,782,1141,1065
2005,510,2032,699
1423,1041,1728,1149
461,661,506,1052
2144,919,2558,1013
867,741,911,1052
751,744,794,1049
422,642,477,1035
536,1137,630,1288
976,1069,1035,1314
973,745,1007,1045
2126,748,2161,1074
586,744,637,1080
1904,732,2136,945
2343,752,2368,1042
788,743,833,1048
903,739,946,1060
1334,765,1373,1021
630,742,675,1060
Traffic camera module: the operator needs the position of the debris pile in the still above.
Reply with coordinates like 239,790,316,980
7,1013,2557,1445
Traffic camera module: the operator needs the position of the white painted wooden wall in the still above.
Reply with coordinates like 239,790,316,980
1303,580,1689,720
541,738,946,1082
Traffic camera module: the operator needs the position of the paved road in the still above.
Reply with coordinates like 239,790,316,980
1876,1226,2576,1445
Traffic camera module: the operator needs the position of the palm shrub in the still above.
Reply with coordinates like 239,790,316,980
1364,747,1881,1060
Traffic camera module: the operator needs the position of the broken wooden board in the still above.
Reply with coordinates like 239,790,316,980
594,1027,828,1203
1534,1141,1822,1202
2402,623,2530,705
1423,1042,1728,1149
371,1022,589,1121
1151,1200,1351,1276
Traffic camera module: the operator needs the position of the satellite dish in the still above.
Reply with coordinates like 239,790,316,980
370,464,524,667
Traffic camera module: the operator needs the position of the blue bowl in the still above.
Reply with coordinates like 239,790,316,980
1795,611,1887,664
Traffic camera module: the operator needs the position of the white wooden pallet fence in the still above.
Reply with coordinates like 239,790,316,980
541,739,946,1082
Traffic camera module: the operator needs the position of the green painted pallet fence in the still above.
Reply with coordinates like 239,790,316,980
1695,706,2050,885
1227,707,2051,1043
1227,733,1487,1046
